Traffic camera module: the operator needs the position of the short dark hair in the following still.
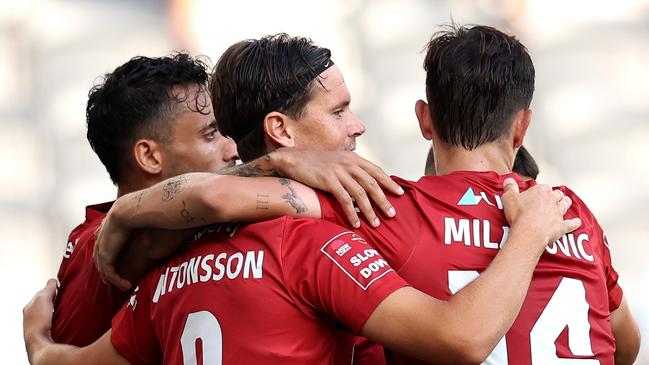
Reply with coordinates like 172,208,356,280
513,145,539,179
424,147,436,176
86,53,210,184
423,24,535,149
209,33,332,161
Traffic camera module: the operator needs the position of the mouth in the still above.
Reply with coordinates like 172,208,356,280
347,140,356,151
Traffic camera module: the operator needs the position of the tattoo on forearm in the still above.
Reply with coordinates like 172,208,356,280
218,151,283,177
131,189,148,211
180,200,196,223
279,178,306,214
162,176,187,202
256,194,270,210
220,163,282,178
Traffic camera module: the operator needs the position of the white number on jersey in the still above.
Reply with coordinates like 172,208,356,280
448,271,600,364
180,311,223,365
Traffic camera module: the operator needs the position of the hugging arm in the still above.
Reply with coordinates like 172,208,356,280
23,280,129,365
362,180,581,364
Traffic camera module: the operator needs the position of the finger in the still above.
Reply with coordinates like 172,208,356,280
563,217,582,233
558,196,572,215
43,279,58,295
360,161,404,196
339,173,379,228
329,181,360,228
552,189,565,203
350,167,396,218
102,264,132,291
502,178,520,195
26,279,57,312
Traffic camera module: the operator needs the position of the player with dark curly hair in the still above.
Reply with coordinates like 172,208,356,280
51,53,240,347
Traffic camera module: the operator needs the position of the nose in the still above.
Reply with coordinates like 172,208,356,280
223,137,239,163
348,112,366,137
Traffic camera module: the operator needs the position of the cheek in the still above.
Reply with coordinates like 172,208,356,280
308,121,347,149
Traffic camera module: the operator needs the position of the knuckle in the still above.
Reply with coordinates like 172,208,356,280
340,195,353,205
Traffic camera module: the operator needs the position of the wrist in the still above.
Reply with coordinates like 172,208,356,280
507,224,548,257
267,148,294,177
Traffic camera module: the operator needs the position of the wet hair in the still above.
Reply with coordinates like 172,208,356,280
86,53,210,184
423,24,535,149
513,145,539,179
209,33,332,161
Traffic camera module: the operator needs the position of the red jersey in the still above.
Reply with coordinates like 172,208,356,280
110,217,407,365
52,202,131,346
318,171,623,365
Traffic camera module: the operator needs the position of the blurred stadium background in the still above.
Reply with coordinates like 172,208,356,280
1,0,647,363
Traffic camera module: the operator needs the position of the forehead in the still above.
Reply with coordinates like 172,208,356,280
309,65,350,106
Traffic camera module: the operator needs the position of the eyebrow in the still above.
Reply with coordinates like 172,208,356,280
199,120,218,133
332,99,351,110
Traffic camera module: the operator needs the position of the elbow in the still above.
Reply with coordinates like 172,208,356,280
456,339,494,365
438,330,495,365
615,330,641,365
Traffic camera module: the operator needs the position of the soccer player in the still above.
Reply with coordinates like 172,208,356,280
52,52,403,348
24,34,578,364
24,186,573,365
51,53,239,347
96,28,639,364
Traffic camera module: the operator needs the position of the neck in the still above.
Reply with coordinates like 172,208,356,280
116,175,161,198
432,140,515,176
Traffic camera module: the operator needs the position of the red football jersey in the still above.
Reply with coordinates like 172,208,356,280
318,171,622,365
110,217,407,365
52,202,132,346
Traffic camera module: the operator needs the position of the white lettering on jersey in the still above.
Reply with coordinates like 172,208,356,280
444,217,594,262
545,233,594,262
63,238,79,259
444,217,509,249
152,250,264,303
321,231,394,290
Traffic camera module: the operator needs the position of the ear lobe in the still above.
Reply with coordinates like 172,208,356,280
512,109,532,148
133,139,164,175
263,111,295,148
415,100,434,140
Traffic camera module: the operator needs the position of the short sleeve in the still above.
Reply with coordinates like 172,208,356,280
316,187,421,271
279,218,408,334
601,234,623,312
111,283,161,365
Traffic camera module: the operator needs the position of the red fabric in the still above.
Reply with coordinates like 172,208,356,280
318,171,620,364
111,217,407,365
353,336,387,365
52,202,132,346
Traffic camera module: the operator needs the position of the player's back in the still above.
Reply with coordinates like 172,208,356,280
52,202,131,346
319,171,620,364
111,216,405,365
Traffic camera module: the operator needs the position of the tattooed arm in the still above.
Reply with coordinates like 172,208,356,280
219,148,404,227
95,149,405,288
94,173,318,289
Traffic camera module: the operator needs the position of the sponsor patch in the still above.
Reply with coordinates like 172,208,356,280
321,232,393,290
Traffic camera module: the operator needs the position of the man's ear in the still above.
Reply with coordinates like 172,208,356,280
512,109,532,148
132,139,164,175
415,99,434,140
263,111,296,148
